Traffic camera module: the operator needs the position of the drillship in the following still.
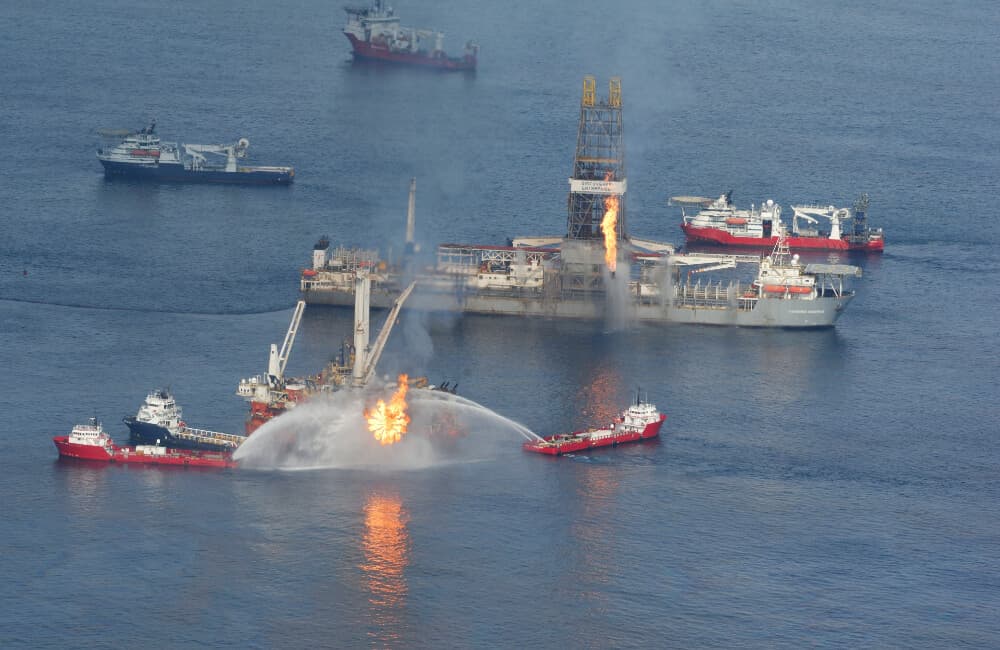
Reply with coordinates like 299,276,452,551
300,79,864,329
343,1,478,71
97,121,294,184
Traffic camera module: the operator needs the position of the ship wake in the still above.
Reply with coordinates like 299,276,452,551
233,388,539,471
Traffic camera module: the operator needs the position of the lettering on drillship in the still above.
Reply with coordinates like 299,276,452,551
568,179,627,195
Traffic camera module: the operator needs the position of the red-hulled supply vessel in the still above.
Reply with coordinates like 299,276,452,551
674,191,884,252
523,394,666,456
343,1,478,71
53,418,237,468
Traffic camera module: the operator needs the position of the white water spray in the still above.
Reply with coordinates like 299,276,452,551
233,387,542,471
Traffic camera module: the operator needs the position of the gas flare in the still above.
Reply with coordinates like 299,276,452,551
365,374,411,445
601,193,619,273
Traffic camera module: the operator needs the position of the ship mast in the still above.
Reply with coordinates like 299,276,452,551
769,218,791,265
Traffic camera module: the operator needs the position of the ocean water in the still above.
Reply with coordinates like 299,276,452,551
2,0,999,647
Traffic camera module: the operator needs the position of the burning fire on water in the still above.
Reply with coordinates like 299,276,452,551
365,374,411,445
600,172,619,273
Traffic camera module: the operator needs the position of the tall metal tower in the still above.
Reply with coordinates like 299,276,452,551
566,76,626,241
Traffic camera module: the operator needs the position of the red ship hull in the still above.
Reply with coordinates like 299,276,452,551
682,223,884,252
245,401,285,434
53,436,236,468
523,415,666,456
345,34,476,70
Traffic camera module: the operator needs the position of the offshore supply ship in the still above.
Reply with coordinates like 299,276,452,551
522,393,666,456
675,191,884,252
123,389,246,451
97,121,294,184
54,418,236,468
300,79,863,328
343,1,478,71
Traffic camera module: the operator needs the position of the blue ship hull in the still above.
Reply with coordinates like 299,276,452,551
100,160,293,185
123,417,236,452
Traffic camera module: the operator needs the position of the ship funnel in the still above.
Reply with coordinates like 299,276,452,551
312,236,330,270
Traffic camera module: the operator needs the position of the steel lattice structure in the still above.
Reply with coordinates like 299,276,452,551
566,76,626,241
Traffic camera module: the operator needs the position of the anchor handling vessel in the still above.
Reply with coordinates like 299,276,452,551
54,418,237,468
97,121,294,184
343,1,478,71
523,393,666,456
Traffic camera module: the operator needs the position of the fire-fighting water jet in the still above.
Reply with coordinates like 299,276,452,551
233,386,540,471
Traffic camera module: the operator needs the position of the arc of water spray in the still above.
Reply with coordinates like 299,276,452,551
411,391,545,442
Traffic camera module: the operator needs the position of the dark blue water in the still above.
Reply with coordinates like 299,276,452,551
3,0,999,647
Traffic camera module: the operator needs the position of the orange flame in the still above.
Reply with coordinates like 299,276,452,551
601,193,619,273
365,374,411,445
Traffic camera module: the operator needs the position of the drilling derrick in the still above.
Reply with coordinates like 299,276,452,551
566,76,626,241
561,76,626,292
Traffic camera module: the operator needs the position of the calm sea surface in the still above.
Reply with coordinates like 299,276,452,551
2,0,999,647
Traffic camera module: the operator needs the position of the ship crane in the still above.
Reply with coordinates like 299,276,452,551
687,260,737,274
184,138,250,172
412,28,445,52
682,257,738,283
791,204,850,240
235,300,305,406
268,300,306,387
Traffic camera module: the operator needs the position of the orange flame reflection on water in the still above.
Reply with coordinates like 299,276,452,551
361,493,409,640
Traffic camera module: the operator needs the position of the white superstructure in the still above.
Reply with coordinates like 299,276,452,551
673,191,782,238
67,418,114,448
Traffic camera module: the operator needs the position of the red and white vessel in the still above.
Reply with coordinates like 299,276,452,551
523,394,666,456
53,418,236,468
675,191,884,252
236,296,437,433
235,301,353,434
343,1,478,71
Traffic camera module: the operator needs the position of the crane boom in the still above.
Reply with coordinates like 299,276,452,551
183,139,249,172
183,138,249,158
359,281,417,386
268,300,305,382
